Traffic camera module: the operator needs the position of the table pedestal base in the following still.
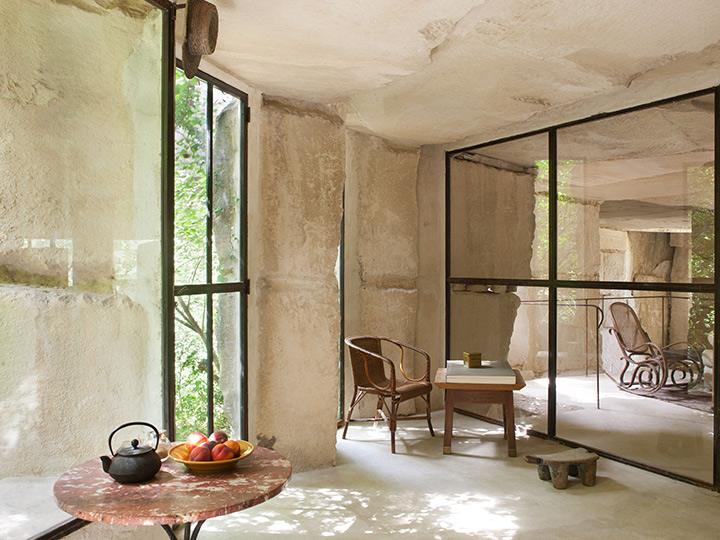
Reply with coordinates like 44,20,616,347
162,520,205,540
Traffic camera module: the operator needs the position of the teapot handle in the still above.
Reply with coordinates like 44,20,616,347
108,422,160,455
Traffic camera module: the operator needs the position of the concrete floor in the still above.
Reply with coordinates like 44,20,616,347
199,410,720,540
517,374,715,483
9,380,718,539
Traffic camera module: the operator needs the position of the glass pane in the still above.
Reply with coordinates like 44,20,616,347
0,3,164,537
449,133,549,279
448,285,549,441
212,90,242,283
557,290,713,483
213,293,242,437
557,94,715,283
175,294,210,440
175,70,209,285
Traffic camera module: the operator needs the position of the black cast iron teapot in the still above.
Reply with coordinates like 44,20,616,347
100,421,162,483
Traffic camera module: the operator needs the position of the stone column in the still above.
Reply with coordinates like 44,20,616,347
250,97,345,470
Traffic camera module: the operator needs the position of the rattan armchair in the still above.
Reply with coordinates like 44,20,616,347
608,302,703,394
343,336,434,453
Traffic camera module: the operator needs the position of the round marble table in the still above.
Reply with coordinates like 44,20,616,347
54,446,291,539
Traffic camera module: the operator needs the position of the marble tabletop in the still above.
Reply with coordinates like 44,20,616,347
53,446,292,526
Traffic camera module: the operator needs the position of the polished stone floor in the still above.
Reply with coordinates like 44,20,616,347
200,408,720,540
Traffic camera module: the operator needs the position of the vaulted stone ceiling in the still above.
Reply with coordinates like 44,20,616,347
198,0,720,147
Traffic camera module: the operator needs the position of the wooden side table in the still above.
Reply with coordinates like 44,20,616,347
435,367,526,457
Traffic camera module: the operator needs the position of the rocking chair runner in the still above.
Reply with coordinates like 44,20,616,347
608,302,703,394
343,336,434,453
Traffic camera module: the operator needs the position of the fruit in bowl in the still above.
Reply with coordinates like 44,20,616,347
224,439,241,456
185,432,208,451
211,443,235,461
189,445,212,461
208,431,229,444
169,432,254,472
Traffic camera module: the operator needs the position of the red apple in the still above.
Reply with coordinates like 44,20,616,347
211,443,235,461
208,431,228,444
185,432,208,451
189,446,212,461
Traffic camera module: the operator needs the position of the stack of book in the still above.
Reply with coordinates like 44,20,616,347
446,359,516,384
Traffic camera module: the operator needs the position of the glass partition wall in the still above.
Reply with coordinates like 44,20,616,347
447,89,718,488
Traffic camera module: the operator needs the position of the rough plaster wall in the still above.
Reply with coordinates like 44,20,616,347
344,131,421,417
628,231,675,285
449,159,534,278
0,1,156,289
252,97,344,471
449,286,522,363
0,286,153,476
415,145,446,410
0,2,163,528
600,228,628,282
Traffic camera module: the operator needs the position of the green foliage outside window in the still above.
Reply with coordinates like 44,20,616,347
174,70,231,440
533,160,581,321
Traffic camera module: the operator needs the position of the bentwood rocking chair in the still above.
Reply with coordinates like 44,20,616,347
343,336,434,453
608,302,703,395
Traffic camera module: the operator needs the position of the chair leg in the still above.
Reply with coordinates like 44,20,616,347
342,388,363,440
423,394,434,437
390,400,400,453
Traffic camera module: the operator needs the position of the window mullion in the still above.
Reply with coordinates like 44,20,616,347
205,83,215,433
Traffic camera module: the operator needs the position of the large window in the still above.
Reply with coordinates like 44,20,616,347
0,0,167,537
447,89,718,488
171,68,249,442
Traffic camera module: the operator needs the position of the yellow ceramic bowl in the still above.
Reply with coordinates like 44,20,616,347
169,440,254,472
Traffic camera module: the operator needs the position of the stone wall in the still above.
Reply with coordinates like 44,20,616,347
416,145,446,409
449,159,535,279
249,97,345,470
343,131,422,416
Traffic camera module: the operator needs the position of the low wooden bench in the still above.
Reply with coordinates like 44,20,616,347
524,448,599,489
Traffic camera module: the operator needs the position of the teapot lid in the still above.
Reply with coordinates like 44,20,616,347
116,439,154,457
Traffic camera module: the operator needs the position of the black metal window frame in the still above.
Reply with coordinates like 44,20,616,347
164,61,250,443
445,86,720,491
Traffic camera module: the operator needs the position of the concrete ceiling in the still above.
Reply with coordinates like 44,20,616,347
196,0,720,147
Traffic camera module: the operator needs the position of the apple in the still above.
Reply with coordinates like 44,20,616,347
185,432,208,451
211,443,235,461
189,446,212,461
208,431,228,444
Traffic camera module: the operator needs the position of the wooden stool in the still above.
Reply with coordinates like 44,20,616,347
524,448,599,489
